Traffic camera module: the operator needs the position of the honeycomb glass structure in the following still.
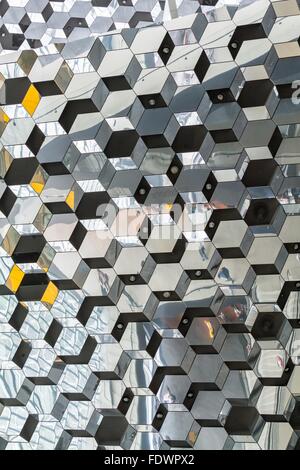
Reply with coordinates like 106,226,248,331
0,0,300,451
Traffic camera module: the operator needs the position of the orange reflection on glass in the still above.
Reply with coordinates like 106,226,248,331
204,320,214,339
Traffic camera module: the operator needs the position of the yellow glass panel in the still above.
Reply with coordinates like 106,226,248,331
0,109,10,123
30,167,46,194
6,265,24,293
41,282,58,306
30,182,44,194
22,84,40,116
188,431,197,445
66,190,75,209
